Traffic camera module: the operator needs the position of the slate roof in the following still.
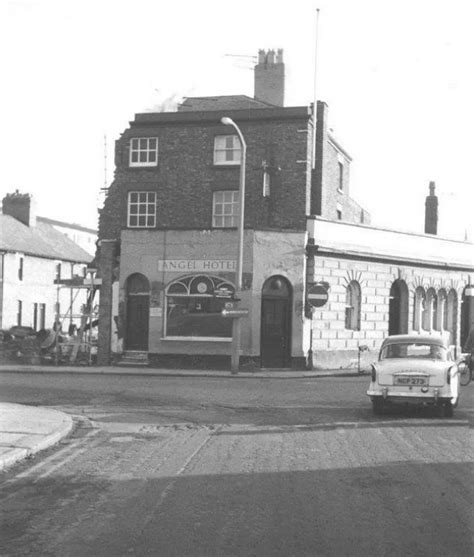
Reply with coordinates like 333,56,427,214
37,216,97,234
177,95,276,112
0,214,92,263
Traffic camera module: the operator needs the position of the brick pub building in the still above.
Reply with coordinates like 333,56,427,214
97,50,474,369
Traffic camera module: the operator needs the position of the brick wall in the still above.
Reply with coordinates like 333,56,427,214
313,101,371,225
99,113,312,245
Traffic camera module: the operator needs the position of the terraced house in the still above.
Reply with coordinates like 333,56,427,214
0,191,93,334
97,49,474,370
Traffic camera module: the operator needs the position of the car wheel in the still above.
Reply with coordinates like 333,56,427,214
372,398,385,415
440,401,454,418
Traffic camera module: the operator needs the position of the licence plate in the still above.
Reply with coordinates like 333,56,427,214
394,376,428,386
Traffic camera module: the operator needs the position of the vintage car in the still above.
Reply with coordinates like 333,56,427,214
367,334,460,416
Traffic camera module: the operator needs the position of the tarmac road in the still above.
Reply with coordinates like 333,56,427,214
0,372,472,556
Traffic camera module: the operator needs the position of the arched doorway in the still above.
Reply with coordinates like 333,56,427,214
460,286,473,349
260,275,292,368
125,273,150,351
388,279,409,335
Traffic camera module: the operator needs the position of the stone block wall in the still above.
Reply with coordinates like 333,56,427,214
308,254,469,369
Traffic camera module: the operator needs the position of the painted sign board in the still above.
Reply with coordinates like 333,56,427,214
214,287,234,298
157,260,235,272
307,283,329,308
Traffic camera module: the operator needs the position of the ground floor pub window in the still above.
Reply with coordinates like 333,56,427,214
165,275,235,338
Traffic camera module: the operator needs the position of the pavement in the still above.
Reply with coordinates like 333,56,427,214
0,363,367,472
0,403,73,472
0,363,368,378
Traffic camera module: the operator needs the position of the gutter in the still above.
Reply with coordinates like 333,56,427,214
306,243,474,273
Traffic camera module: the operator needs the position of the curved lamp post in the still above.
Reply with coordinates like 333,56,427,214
220,117,247,374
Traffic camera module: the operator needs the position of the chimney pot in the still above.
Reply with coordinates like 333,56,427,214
424,181,438,235
254,48,285,107
2,191,37,227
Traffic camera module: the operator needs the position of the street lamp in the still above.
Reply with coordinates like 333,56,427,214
221,116,247,374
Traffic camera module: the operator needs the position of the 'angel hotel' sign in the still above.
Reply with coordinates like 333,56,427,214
157,260,236,272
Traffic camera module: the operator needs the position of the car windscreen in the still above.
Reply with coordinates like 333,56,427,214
380,343,448,361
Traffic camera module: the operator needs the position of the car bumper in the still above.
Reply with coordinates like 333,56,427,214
367,386,456,404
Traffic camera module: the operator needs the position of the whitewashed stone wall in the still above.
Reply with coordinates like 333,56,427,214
308,255,469,369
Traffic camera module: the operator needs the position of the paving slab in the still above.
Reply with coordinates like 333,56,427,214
0,403,73,471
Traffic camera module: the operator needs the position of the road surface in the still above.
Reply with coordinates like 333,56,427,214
0,372,472,556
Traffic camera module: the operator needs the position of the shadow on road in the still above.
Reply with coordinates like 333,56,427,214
1,461,471,557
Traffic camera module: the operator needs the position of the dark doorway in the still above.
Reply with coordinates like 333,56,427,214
460,286,473,349
126,273,150,351
388,279,409,335
261,276,292,368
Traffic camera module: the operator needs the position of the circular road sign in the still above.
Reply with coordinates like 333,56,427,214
307,283,329,308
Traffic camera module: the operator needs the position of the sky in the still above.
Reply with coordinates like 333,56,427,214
1,0,473,241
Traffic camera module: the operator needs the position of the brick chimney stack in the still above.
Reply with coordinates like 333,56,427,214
254,48,285,107
424,181,438,235
2,190,37,227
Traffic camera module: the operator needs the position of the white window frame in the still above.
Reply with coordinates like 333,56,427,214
129,137,158,167
212,191,239,228
213,135,241,166
127,191,157,228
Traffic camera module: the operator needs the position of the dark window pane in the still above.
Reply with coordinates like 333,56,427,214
166,296,231,337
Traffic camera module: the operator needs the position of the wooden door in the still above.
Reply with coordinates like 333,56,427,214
126,295,149,350
261,276,292,368
125,274,150,351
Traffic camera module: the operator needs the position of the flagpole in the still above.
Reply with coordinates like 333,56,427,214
312,7,321,169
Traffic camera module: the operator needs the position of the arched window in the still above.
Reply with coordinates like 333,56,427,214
438,289,448,331
345,281,361,331
413,287,425,332
446,289,458,345
425,288,437,331
164,275,235,339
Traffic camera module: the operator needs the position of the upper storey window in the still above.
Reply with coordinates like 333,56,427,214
214,135,241,165
213,191,239,228
128,192,156,228
129,138,158,167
